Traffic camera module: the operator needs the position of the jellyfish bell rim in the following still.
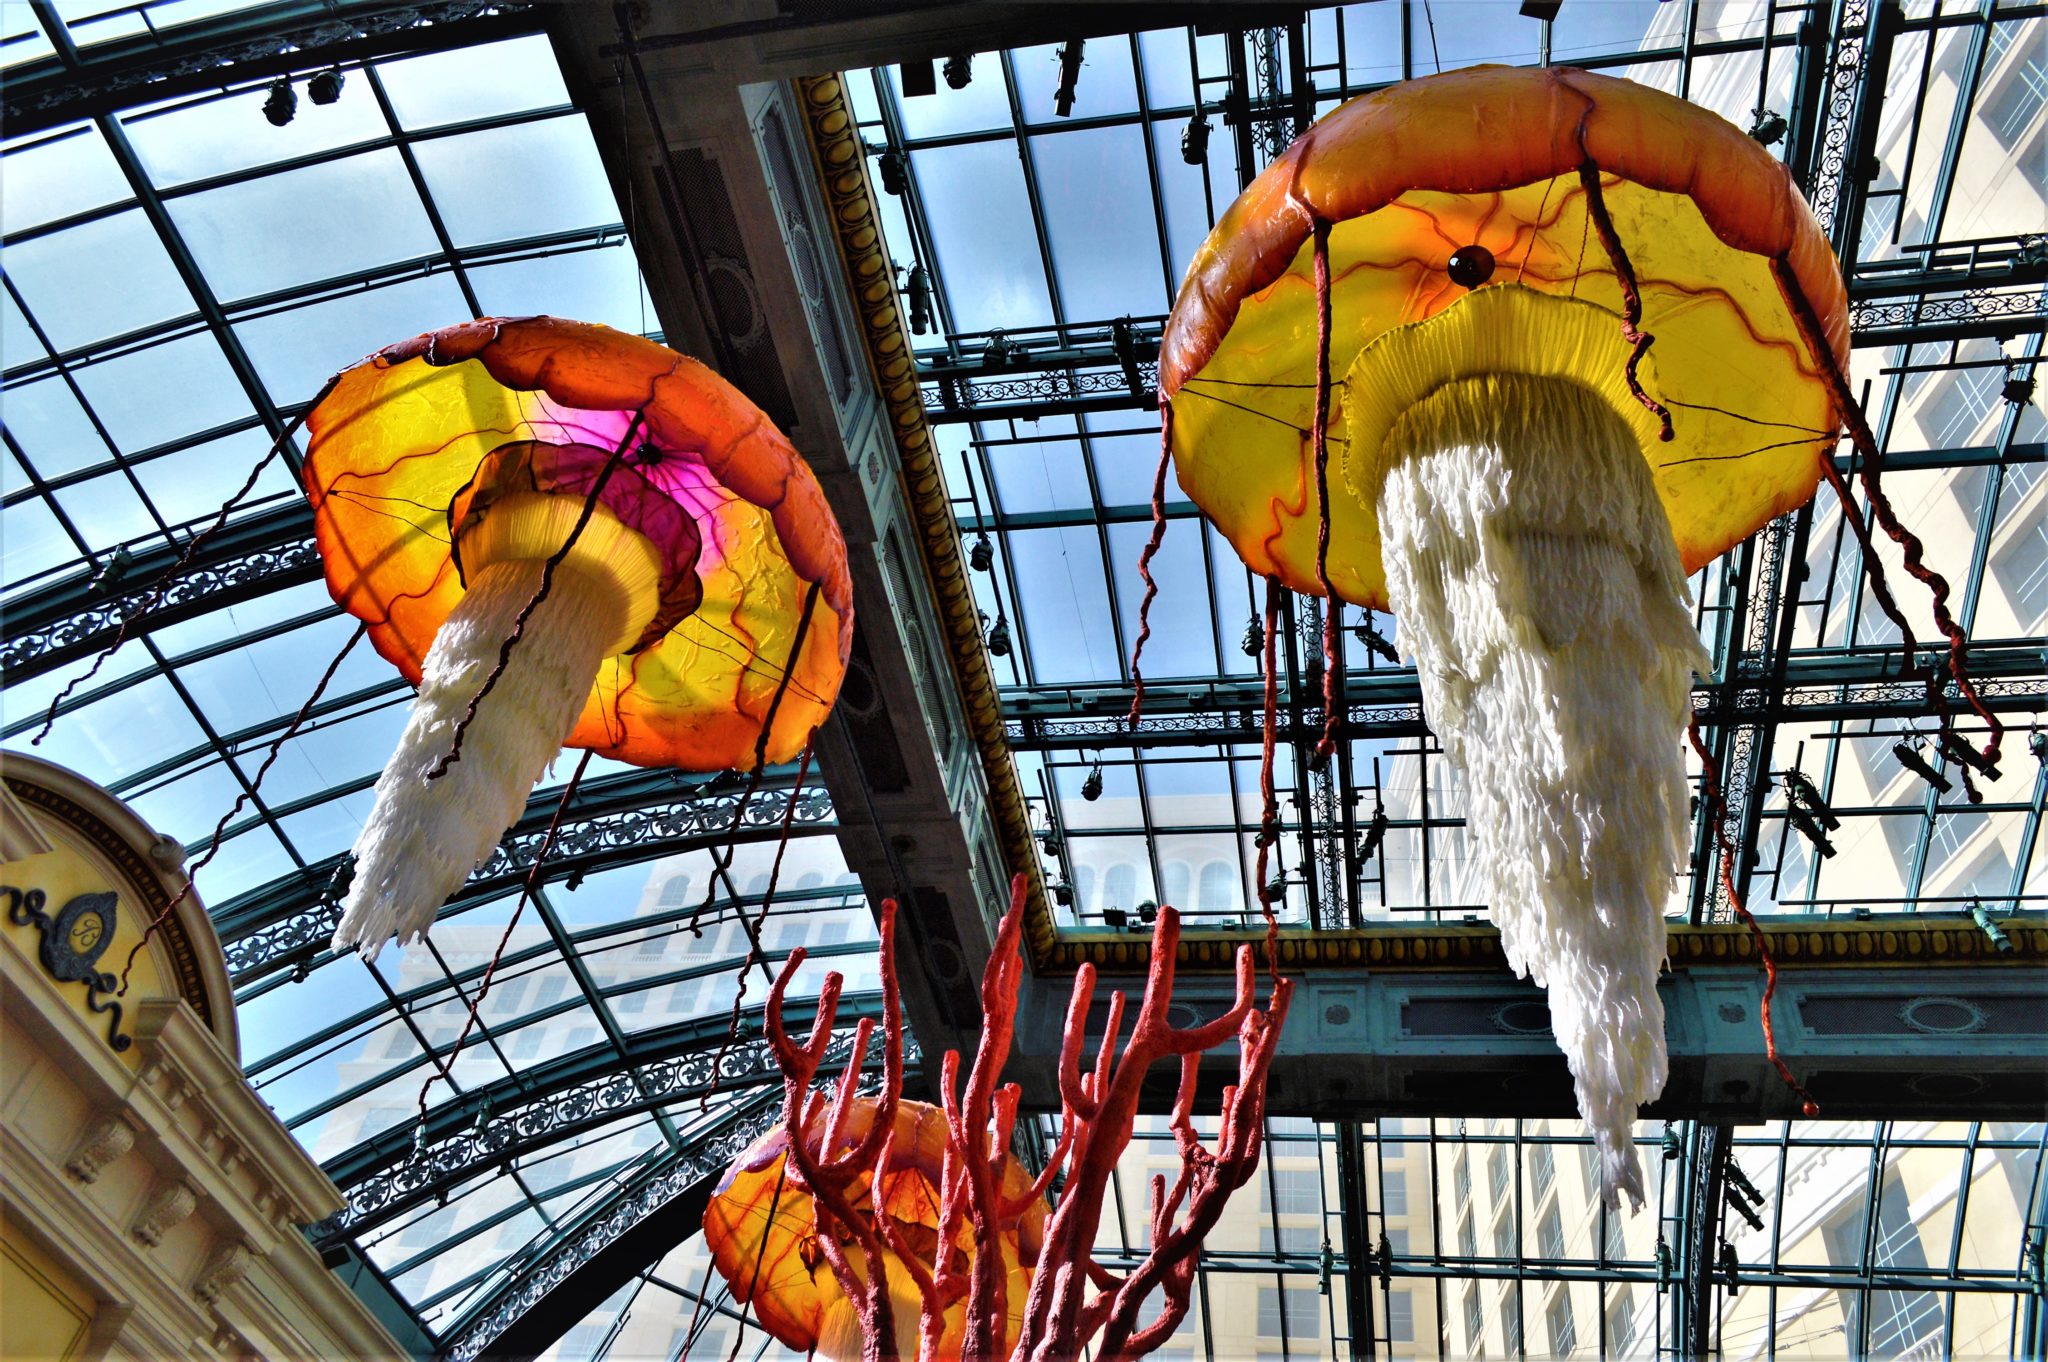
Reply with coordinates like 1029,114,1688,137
1156,64,1849,610
303,315,854,772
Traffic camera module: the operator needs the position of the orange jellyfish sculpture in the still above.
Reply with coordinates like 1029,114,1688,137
1138,66,2001,1210
708,882,1292,1362
303,317,852,957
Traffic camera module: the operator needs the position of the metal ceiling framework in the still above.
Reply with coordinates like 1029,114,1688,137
2,0,2044,1359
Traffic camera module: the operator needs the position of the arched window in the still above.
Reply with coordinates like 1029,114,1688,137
1103,863,1138,914
1161,861,1191,910
1199,861,1238,912
658,874,691,907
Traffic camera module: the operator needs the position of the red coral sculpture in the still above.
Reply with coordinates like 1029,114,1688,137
710,874,1293,1362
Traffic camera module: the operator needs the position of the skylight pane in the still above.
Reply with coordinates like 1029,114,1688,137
911,140,1050,334
1033,125,1170,320
468,241,652,335
411,116,621,247
1014,37,1139,122
1109,517,1217,679
2,284,47,368
1009,524,1119,682
236,272,471,404
3,374,111,479
891,56,1012,138
6,208,195,352
51,469,164,557
129,425,296,528
166,148,440,302
378,34,569,129
0,124,129,233
68,330,253,450
0,496,73,586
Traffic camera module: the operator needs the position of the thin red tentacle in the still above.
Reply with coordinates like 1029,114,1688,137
1254,577,1283,982
1688,720,1820,1116
1577,161,1675,443
1309,217,1344,769
1126,399,1175,731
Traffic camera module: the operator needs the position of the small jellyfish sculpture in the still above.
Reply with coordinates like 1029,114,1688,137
709,880,1292,1362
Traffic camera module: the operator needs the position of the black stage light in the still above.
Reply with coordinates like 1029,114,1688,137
1893,739,1953,793
1520,0,1563,19
877,147,908,196
263,77,297,126
1054,39,1084,116
901,59,937,98
969,534,994,572
943,53,973,89
1241,614,1264,658
309,67,345,105
1748,108,1787,145
1181,112,1211,166
986,614,1011,658
1081,760,1104,802
905,263,933,335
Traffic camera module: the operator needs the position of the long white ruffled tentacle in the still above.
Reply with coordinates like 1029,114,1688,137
1377,373,1707,1211
332,558,625,960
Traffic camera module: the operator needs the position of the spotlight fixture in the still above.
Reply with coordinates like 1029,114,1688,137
969,534,994,572
1781,769,1839,830
985,613,1011,658
1376,1233,1393,1288
943,53,973,89
1354,798,1389,871
1137,900,1158,924
263,76,297,127
308,66,346,105
1942,729,2002,780
2031,729,2047,768
1718,1242,1742,1291
1893,738,1953,793
1748,108,1787,146
900,58,937,98
1081,758,1104,802
89,545,134,592
1784,799,1836,858
1725,1160,1764,1208
1725,1193,1764,1233
1661,1124,1682,1161
1519,0,1563,18
2005,368,2038,406
877,147,908,196
1042,832,1064,858
1053,38,1084,117
1353,617,1400,665
1052,880,1074,906
1241,613,1264,658
1970,900,2015,953
1102,906,1127,929
904,263,933,335
1181,111,1211,166
982,330,1021,369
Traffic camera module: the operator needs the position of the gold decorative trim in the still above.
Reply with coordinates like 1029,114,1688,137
4,775,214,1029
1054,916,2048,975
796,73,1056,965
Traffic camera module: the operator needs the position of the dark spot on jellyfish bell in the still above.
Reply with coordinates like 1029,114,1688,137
1447,245,1496,290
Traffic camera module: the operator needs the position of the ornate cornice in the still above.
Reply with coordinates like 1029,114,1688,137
4,775,213,1029
794,73,1056,966
1050,915,2048,975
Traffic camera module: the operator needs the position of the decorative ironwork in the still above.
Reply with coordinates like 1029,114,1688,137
1805,0,1870,238
2,886,129,1050
923,362,1159,416
312,1017,914,1246
442,1052,911,1362
1849,288,2048,340
1,537,321,682
221,785,837,978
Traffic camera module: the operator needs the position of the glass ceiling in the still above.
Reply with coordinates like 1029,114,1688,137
3,1,2044,1359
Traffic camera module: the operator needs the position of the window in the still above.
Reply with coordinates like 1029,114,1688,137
1502,1287,1523,1359
1607,1292,1636,1358
1458,1212,1476,1259
487,976,529,1015
1981,18,2048,150
1530,1143,1555,1200
1256,1283,1320,1341
1601,1206,1625,1262
1387,1288,1415,1343
614,989,647,1014
1991,504,2048,631
816,917,850,946
1464,1284,1485,1351
1198,860,1237,912
1263,1164,1319,1216
1489,1144,1511,1204
1492,1210,1514,1260
1454,1152,1472,1206
657,873,691,907
535,975,566,1009
1386,1227,1410,1258
635,931,668,958
1382,1169,1409,1215
511,1030,543,1060
1538,1203,1565,1260
1547,1293,1577,1358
